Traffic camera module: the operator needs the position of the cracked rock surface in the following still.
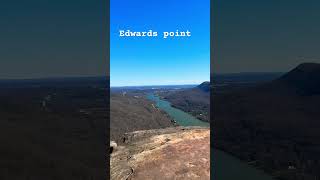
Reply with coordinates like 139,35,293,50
110,127,210,180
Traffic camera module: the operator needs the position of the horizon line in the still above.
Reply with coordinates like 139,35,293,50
0,71,286,81
110,83,207,88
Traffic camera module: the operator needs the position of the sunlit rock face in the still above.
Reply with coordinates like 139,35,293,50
110,127,210,180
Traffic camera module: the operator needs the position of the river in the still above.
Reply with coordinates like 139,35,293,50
146,93,209,127
147,93,274,180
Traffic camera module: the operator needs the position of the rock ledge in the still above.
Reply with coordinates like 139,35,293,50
110,127,210,180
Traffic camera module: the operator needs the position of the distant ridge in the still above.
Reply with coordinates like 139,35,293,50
197,81,210,92
213,62,320,180
273,63,320,95
162,81,210,122
0,76,109,88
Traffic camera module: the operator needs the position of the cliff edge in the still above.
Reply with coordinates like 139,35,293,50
110,127,210,180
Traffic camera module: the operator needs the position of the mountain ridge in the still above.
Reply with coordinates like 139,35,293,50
273,63,320,95
213,62,320,180
162,81,210,122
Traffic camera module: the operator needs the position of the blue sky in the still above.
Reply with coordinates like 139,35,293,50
110,0,210,87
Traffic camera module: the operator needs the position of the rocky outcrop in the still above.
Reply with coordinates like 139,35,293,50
110,127,210,180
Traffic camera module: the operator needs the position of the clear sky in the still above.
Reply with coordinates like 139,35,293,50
0,0,106,79
110,0,210,87
1,0,320,80
213,0,320,73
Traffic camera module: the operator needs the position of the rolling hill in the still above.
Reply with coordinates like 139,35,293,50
213,63,320,180
110,92,174,143
163,82,210,122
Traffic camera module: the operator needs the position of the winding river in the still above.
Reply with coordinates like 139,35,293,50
147,93,209,127
147,93,274,180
